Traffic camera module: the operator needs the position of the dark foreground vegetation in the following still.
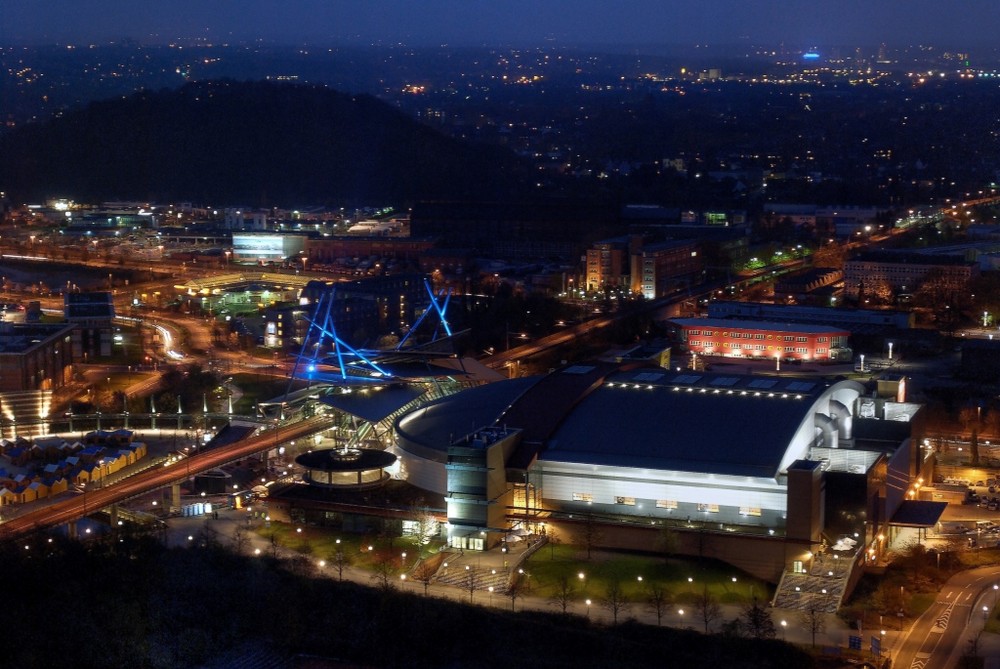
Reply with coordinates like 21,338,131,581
1,531,813,669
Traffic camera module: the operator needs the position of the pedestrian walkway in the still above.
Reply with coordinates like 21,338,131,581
158,508,854,648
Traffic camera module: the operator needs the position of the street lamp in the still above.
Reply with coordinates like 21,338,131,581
781,619,787,640
888,341,893,360
586,598,591,617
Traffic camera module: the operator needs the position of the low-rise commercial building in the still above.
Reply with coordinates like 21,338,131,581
843,251,978,300
669,318,852,362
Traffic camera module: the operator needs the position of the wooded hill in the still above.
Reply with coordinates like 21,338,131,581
0,80,533,206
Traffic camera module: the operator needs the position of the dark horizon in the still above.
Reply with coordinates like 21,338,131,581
3,1,1000,52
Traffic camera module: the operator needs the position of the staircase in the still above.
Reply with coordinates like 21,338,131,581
771,550,857,613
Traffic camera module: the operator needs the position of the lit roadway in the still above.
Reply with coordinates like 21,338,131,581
484,311,618,369
891,566,1000,669
0,414,333,541
482,281,742,370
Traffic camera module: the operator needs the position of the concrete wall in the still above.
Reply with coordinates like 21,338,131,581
544,517,814,583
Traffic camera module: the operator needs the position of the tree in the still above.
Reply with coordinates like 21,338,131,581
507,573,528,611
230,524,249,554
864,278,895,306
872,580,910,618
463,566,480,603
798,607,826,647
695,585,722,633
582,513,604,560
331,548,350,581
268,531,280,559
370,553,397,592
601,578,631,625
550,572,576,614
410,506,439,546
410,559,435,596
740,596,777,640
195,520,220,549
811,242,846,270
646,583,673,626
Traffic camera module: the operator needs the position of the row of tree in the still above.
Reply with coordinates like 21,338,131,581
3,524,815,669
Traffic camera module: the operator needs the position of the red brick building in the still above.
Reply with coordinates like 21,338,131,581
670,318,851,361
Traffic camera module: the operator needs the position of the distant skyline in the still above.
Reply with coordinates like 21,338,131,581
2,1,999,50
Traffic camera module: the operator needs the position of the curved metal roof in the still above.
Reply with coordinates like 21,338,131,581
543,369,827,477
394,364,858,479
394,376,540,454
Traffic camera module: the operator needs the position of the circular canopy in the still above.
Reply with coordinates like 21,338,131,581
295,448,396,473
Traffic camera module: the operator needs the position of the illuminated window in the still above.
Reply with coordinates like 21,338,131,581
739,506,762,517
573,492,593,502
615,496,636,506
656,499,678,509
697,503,719,513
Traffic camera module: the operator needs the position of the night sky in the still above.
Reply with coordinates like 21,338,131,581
2,0,999,48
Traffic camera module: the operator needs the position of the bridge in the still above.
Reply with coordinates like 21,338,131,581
177,270,318,294
0,414,335,541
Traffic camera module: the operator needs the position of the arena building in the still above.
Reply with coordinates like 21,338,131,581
392,362,925,586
